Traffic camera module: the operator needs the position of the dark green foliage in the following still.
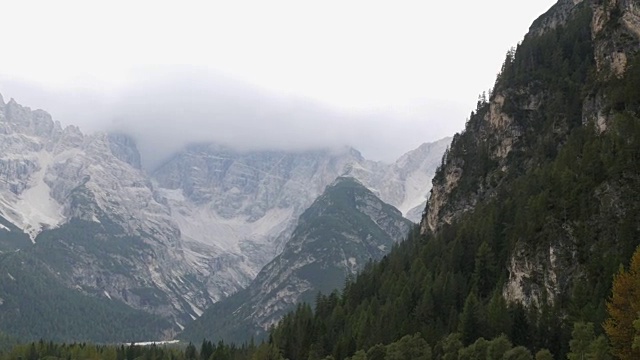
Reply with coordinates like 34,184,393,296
0,217,175,342
181,177,412,344
458,337,488,360
486,335,513,360
0,333,17,354
259,4,640,359
270,303,314,360
1,1,637,358
0,250,170,342
251,342,283,360
503,346,533,360
568,322,612,360
459,293,482,345
264,109,639,358
535,349,554,360
0,216,31,253
384,334,431,360
0,340,259,360
33,218,150,276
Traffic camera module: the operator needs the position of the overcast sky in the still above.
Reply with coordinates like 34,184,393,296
0,0,557,168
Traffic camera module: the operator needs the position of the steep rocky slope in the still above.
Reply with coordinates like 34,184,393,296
0,249,171,342
0,92,449,341
150,138,449,300
179,177,413,343
421,0,640,312
259,1,640,358
0,97,225,332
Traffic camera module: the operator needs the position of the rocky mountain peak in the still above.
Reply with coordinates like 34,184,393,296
419,0,640,317
2,98,61,140
180,175,413,343
528,0,639,77
107,133,142,170
528,0,585,37
422,0,640,234
0,93,451,339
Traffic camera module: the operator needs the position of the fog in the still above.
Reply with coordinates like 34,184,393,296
0,0,559,168
0,66,464,169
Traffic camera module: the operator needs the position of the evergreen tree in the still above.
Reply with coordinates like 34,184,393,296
459,293,480,345
567,322,595,360
503,346,533,360
534,349,553,360
441,333,463,360
185,342,198,360
486,335,512,360
251,343,283,360
604,247,640,359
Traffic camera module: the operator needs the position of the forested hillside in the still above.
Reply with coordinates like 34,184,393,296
180,177,412,343
259,1,640,359
1,0,639,359
0,249,171,342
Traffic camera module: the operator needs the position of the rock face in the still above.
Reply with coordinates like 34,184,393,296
423,0,640,235
149,139,450,303
420,0,640,308
348,138,451,223
0,98,223,331
0,94,449,339
179,177,413,343
151,145,366,296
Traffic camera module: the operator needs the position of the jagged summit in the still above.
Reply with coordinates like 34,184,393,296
180,174,413,343
422,0,640,235
419,0,640,318
0,93,450,340
247,1,640,358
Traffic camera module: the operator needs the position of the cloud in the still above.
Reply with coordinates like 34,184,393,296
0,66,464,169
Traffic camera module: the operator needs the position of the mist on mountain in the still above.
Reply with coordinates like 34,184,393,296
0,66,460,169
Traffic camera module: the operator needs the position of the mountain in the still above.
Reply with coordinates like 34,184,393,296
422,0,640,308
0,249,171,342
0,96,227,333
179,177,413,343
149,139,449,302
346,138,450,222
261,1,640,359
151,144,367,299
0,92,449,341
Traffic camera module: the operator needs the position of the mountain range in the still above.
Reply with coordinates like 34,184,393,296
1,0,639,358
179,177,413,342
0,92,450,341
257,0,640,358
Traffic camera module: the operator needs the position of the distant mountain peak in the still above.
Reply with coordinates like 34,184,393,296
179,175,413,343
0,94,451,341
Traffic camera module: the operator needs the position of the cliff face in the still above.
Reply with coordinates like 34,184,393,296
423,0,640,235
0,91,449,341
179,177,413,343
421,0,640,307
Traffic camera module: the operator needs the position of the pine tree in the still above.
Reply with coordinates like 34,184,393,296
503,346,532,360
567,322,594,360
486,335,512,360
460,293,480,345
472,241,496,299
534,349,553,360
185,342,198,360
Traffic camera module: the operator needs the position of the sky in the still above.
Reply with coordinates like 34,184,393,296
0,0,558,168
